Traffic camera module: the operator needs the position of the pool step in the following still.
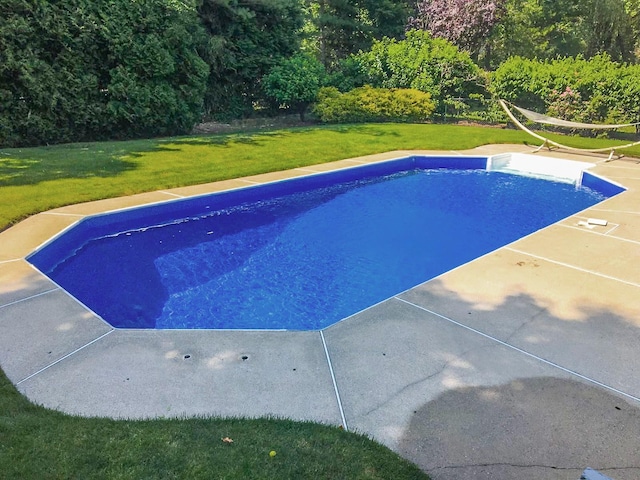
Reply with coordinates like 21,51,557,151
489,153,593,184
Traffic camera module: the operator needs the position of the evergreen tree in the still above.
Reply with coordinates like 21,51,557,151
310,0,411,68
101,0,209,138
197,0,304,120
0,0,209,147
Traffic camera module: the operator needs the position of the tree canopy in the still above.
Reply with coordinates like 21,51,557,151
197,0,303,120
263,54,327,120
3,0,640,147
411,0,639,67
409,0,506,64
1,0,208,147
487,0,638,66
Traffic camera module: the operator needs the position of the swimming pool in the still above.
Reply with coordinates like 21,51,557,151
28,155,624,330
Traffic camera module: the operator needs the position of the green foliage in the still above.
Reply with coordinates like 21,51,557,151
625,0,640,49
1,0,100,146
584,0,636,61
263,54,327,120
314,85,436,123
490,54,640,124
100,1,209,139
488,0,638,67
489,56,551,111
308,0,412,68
617,64,640,122
0,0,209,147
197,0,303,120
326,57,369,92
353,30,485,115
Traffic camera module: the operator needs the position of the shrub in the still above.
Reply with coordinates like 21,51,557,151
490,54,640,125
314,86,436,123
263,54,326,121
326,57,368,93
353,30,485,115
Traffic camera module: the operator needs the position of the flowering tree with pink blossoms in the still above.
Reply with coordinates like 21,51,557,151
409,0,506,61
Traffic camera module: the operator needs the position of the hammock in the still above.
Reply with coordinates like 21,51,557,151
499,100,640,159
510,103,640,130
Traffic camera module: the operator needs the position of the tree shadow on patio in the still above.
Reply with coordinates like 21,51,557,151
398,376,640,480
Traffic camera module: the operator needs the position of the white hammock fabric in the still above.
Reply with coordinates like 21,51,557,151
499,99,640,159
510,103,640,130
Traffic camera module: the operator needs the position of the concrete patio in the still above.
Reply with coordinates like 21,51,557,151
1,144,639,479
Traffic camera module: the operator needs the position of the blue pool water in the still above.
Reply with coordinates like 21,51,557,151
29,157,620,330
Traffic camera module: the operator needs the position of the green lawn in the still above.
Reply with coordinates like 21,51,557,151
3,123,637,232
1,122,638,479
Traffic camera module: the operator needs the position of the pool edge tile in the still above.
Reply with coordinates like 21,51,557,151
49,191,183,216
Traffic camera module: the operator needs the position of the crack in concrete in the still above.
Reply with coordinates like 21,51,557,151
435,462,640,472
362,345,491,417
504,307,548,344
438,462,576,471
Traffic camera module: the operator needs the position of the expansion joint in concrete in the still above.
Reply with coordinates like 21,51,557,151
437,463,640,474
16,330,114,386
437,462,581,472
0,288,59,310
394,296,640,405
157,191,185,198
505,247,640,289
320,330,348,431
559,222,640,246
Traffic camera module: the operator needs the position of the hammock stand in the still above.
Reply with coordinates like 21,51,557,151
498,99,640,160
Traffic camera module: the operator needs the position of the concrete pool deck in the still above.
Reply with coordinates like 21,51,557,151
1,144,640,479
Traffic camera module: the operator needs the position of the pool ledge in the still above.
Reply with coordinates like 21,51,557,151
2,143,640,479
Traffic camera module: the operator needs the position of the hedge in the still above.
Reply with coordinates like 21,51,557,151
490,55,640,125
314,86,436,123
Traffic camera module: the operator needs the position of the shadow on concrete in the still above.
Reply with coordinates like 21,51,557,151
380,270,640,480
397,377,640,480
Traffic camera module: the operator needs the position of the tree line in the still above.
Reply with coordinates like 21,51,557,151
2,0,640,147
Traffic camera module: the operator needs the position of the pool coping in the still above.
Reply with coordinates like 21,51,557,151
2,143,640,479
